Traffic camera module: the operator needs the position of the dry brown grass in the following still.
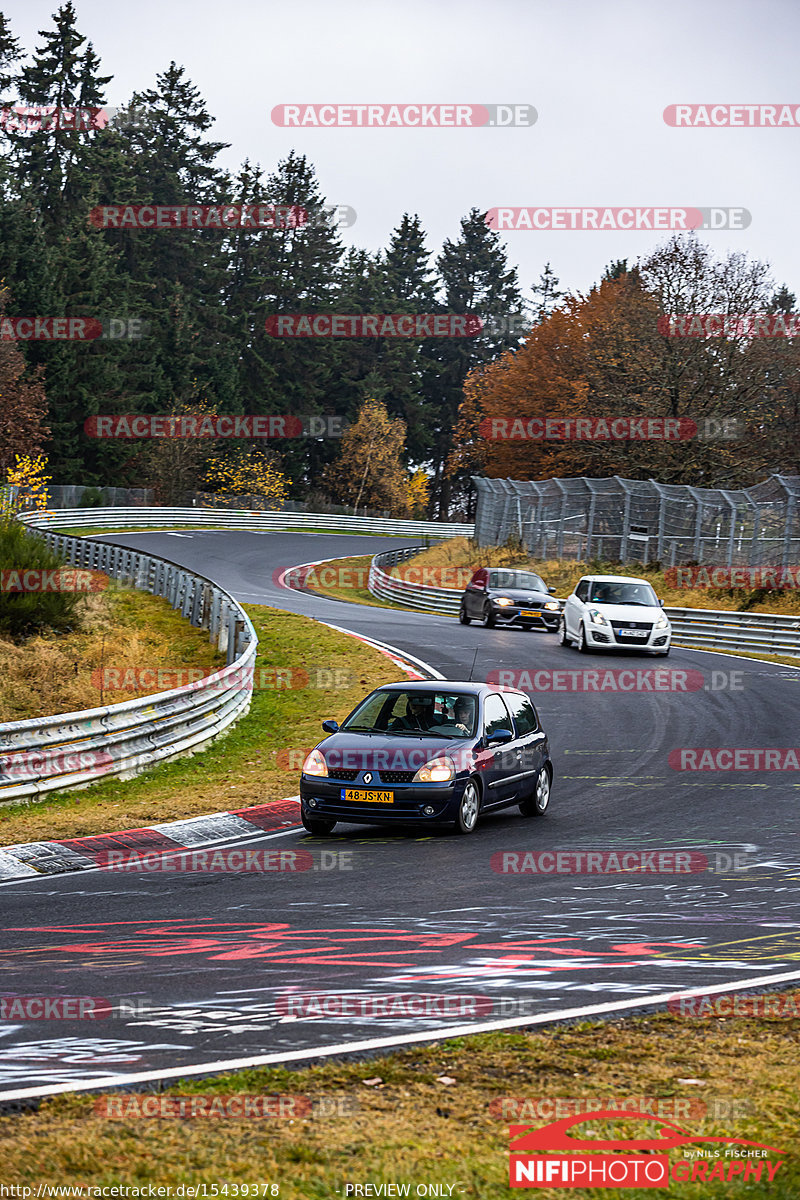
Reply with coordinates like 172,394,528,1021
0,585,224,722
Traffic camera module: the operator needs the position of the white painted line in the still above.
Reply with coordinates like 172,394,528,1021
4,969,800,1101
319,621,444,681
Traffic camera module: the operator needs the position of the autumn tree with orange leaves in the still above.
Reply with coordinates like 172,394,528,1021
451,237,791,489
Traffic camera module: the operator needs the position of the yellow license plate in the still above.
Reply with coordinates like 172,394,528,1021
343,789,393,804
519,609,539,618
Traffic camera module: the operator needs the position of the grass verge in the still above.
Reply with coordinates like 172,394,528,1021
0,606,400,844
3,1007,798,1196
296,553,409,610
0,585,224,722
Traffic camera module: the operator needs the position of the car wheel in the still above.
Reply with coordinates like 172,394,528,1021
577,623,590,653
459,603,471,625
301,813,336,835
558,617,571,647
454,780,480,834
519,767,551,817
481,604,496,628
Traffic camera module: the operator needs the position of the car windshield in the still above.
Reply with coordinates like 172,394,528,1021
342,690,478,738
588,581,659,606
488,570,547,592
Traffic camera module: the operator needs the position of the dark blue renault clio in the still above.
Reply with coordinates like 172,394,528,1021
299,680,552,836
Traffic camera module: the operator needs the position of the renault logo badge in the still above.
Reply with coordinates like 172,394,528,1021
363,772,373,784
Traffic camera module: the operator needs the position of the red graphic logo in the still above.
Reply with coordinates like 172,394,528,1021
509,1111,785,1188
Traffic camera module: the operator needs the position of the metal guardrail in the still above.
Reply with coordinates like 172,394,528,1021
666,607,800,657
22,507,474,539
369,547,463,614
0,528,257,803
368,549,800,658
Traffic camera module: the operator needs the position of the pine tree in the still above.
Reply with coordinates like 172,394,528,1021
428,208,523,517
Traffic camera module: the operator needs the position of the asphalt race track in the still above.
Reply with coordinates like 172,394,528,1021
2,530,800,1098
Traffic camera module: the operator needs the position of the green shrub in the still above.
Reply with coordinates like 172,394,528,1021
79,486,103,507
0,521,86,640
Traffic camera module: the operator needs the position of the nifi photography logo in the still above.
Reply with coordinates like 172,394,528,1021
508,1110,785,1188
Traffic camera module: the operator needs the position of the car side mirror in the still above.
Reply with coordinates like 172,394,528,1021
487,727,514,746
321,719,339,734
548,587,556,594
657,597,663,607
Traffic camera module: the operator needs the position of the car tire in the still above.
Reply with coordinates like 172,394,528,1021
558,618,571,647
481,604,496,629
301,813,336,835
454,780,480,834
519,767,551,817
577,623,590,653
459,603,471,625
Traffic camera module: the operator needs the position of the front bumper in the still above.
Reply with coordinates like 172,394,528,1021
585,623,671,650
300,777,465,825
492,604,560,630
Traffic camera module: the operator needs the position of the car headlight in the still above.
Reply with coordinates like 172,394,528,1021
494,596,513,607
587,608,608,626
412,756,456,784
655,613,670,629
302,748,328,777
544,601,560,611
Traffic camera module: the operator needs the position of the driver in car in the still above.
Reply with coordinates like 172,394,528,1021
392,696,435,732
453,697,475,734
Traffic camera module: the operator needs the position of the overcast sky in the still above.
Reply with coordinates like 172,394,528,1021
6,0,800,304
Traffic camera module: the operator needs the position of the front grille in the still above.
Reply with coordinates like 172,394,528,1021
381,770,415,784
328,768,359,781
514,600,542,609
611,621,652,642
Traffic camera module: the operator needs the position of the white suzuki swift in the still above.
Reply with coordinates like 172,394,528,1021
559,574,671,656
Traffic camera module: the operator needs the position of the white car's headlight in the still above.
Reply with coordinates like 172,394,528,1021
587,608,608,626
655,613,670,629
302,748,328,777
494,596,513,606
544,601,560,611
413,756,456,784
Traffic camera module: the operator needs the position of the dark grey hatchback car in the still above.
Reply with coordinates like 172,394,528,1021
299,680,552,836
459,568,561,631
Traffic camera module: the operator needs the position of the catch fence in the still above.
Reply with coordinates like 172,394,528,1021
472,475,800,567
